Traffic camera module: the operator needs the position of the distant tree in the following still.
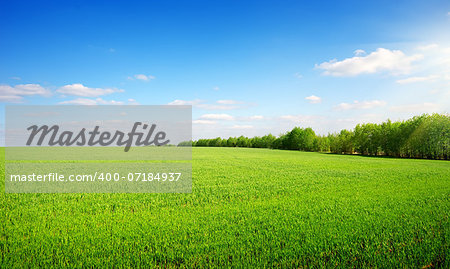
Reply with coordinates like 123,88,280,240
272,135,286,149
261,134,276,149
250,136,263,148
220,138,228,147
284,127,303,150
191,113,449,160
226,137,236,147
301,128,316,151
314,135,330,152
177,140,192,147
207,137,221,147
195,139,208,147
236,136,250,147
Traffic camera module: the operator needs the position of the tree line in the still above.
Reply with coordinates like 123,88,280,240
178,113,450,160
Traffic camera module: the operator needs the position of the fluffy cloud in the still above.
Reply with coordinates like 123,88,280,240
212,86,220,91
127,98,140,105
128,74,156,81
315,48,423,76
390,102,440,113
249,115,264,120
197,104,240,110
334,100,387,110
305,95,322,104
59,98,124,105
168,99,203,106
57,83,123,97
416,43,439,51
216,99,242,105
168,99,244,110
396,75,439,84
193,120,216,125
231,125,253,129
279,115,321,124
353,49,366,56
0,84,51,102
199,114,234,120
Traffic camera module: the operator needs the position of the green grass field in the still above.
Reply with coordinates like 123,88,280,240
1,147,449,267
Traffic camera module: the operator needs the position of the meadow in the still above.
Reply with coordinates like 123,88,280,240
0,147,449,267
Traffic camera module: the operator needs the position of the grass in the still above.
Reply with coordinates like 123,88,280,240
0,147,449,267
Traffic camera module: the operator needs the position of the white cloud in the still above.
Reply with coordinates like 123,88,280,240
213,86,220,91
59,98,124,105
315,48,423,76
199,114,234,120
294,72,303,79
136,74,155,81
168,99,244,110
5,84,50,95
334,100,387,110
353,49,366,56
416,43,439,51
168,99,203,106
305,95,322,104
249,115,264,120
128,74,156,81
193,120,216,125
57,83,123,97
0,84,51,102
279,115,321,124
429,88,450,99
390,102,440,113
231,125,253,129
396,75,439,84
10,76,21,80
197,104,240,110
216,99,242,105
127,98,140,105
0,95,23,102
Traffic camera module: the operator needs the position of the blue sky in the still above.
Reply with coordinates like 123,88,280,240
1,0,449,139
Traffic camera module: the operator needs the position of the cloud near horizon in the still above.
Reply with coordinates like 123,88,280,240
57,83,123,97
217,99,242,105
199,114,234,120
0,83,51,102
279,114,322,124
416,43,439,51
128,74,156,81
316,48,423,77
305,95,322,104
231,125,253,129
168,99,245,110
193,119,217,125
249,115,264,120
389,102,441,113
334,100,387,110
58,98,124,105
396,75,439,84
